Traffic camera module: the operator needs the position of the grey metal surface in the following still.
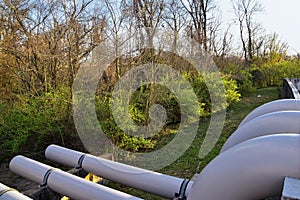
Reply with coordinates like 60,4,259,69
187,134,300,200
221,111,300,153
9,156,142,200
239,99,300,127
46,145,193,199
282,177,300,199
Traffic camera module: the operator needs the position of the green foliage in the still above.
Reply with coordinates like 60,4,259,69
184,72,210,115
95,96,156,152
239,79,256,94
187,72,241,113
222,75,241,107
0,86,73,161
94,69,241,155
223,63,256,95
251,59,300,87
118,135,155,152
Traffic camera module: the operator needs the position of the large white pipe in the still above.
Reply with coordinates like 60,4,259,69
239,99,300,127
0,183,32,200
45,145,193,199
187,134,300,200
221,111,300,153
9,156,142,200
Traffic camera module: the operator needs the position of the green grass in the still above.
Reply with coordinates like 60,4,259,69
109,87,279,200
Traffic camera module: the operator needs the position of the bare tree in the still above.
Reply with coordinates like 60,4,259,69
162,0,187,50
58,0,104,89
212,25,234,70
0,0,53,94
232,0,263,63
261,33,288,62
103,0,129,80
180,0,216,51
127,0,165,46
0,0,105,96
207,8,223,55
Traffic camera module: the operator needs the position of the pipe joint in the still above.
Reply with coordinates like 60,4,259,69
175,179,190,200
76,154,86,169
40,168,57,187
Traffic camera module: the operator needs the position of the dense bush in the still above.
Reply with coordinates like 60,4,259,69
94,71,241,153
0,86,75,161
95,96,156,152
222,75,241,107
0,68,241,160
222,63,256,95
251,60,300,87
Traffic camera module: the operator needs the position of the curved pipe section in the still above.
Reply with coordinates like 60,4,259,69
45,145,193,199
282,78,300,99
221,111,300,153
239,99,300,127
0,183,32,200
187,134,300,200
9,156,142,200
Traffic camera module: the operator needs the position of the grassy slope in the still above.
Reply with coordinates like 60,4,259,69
111,87,279,200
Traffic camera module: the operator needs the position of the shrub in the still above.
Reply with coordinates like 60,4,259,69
94,70,241,154
95,96,156,152
0,86,73,161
